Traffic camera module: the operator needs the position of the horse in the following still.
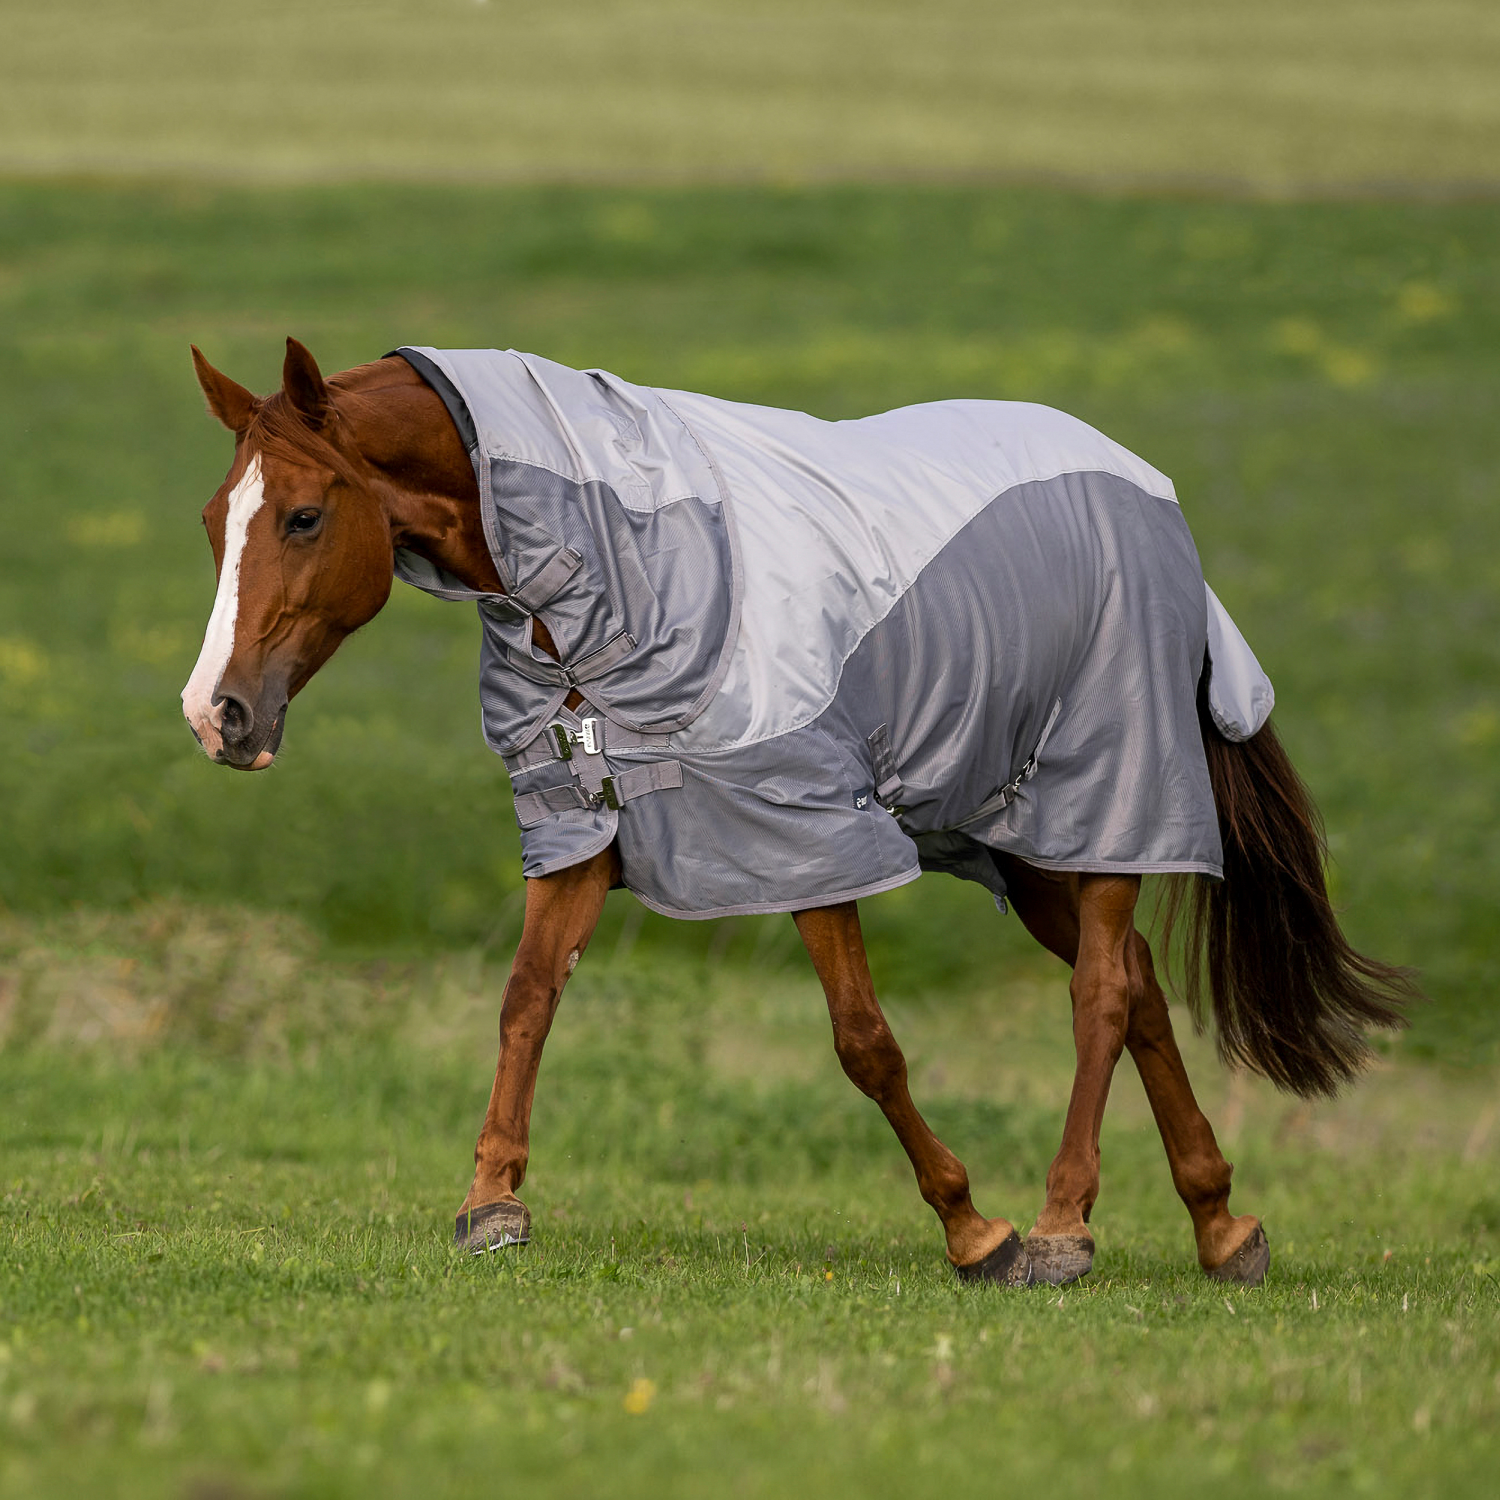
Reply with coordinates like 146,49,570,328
180,337,1414,1288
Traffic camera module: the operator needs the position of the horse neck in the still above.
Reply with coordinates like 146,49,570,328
333,357,503,595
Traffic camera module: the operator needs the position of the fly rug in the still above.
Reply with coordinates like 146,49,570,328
182,339,1415,1288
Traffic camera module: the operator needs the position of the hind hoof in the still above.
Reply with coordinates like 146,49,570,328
1024,1233,1095,1285
455,1199,531,1255
954,1229,1034,1287
1204,1223,1269,1286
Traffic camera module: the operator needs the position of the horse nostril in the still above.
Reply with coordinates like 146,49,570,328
217,692,254,744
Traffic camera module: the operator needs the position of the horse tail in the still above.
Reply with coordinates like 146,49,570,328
1162,671,1418,1098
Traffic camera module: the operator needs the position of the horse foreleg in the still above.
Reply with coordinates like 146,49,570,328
453,846,618,1253
794,903,1032,1286
1124,934,1269,1284
1026,872,1141,1284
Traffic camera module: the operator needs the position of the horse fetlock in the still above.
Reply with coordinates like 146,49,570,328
1041,1156,1100,1225
1177,1160,1235,1224
469,1138,527,1203
916,1160,974,1216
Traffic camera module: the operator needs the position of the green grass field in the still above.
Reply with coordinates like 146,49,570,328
3,7,1500,1497
3,910,1499,1499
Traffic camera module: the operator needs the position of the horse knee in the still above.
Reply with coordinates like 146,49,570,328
832,1019,906,1100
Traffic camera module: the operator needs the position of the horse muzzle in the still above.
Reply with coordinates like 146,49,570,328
210,691,288,771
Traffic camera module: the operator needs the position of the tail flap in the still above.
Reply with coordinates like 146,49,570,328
1204,583,1274,742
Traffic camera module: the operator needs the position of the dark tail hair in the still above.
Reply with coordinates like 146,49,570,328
1161,673,1418,1098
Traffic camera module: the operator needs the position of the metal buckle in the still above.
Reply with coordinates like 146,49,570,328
600,775,620,810
548,716,603,762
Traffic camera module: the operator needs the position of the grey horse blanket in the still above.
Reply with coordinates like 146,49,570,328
393,347,1273,919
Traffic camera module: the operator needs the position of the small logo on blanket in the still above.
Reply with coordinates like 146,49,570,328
853,788,873,810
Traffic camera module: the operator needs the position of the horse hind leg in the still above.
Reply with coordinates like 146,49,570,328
794,903,1033,1286
994,853,1268,1285
1125,933,1269,1285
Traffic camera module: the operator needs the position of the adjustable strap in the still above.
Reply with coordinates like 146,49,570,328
508,710,683,827
475,548,583,626
510,547,583,613
599,759,684,810
513,783,595,824
503,629,635,690
867,723,904,810
513,760,685,827
504,715,671,774
954,697,1063,827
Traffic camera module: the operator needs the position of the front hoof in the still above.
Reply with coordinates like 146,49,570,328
1024,1232,1095,1285
1204,1223,1270,1287
455,1199,531,1255
954,1229,1034,1287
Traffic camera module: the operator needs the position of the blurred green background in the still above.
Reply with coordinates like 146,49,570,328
2,9,1499,1497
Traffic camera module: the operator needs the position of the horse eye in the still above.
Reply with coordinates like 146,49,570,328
286,509,323,536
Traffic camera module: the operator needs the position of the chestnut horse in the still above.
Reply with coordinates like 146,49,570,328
181,339,1412,1288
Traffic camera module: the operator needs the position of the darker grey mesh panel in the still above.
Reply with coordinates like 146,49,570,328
815,472,1223,885
477,461,736,746
470,460,736,756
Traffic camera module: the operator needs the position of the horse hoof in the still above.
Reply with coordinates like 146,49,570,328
954,1229,1034,1287
1024,1233,1095,1285
1204,1223,1270,1287
454,1199,531,1255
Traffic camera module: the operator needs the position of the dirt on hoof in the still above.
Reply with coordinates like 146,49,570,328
1204,1223,1270,1286
954,1229,1034,1287
1023,1232,1095,1285
454,1198,531,1255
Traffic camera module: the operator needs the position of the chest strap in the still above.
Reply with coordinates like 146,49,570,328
508,713,682,827
504,715,671,774
513,760,684,827
511,547,583,613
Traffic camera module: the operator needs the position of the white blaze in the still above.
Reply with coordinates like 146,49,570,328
181,455,267,757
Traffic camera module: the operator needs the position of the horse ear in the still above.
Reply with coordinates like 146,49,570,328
282,337,329,426
191,346,257,434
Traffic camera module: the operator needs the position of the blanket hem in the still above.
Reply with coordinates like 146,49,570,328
628,866,922,921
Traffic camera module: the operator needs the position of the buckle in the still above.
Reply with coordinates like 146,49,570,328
548,716,603,762
600,775,620,810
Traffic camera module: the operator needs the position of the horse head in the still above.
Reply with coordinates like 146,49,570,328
181,339,396,769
